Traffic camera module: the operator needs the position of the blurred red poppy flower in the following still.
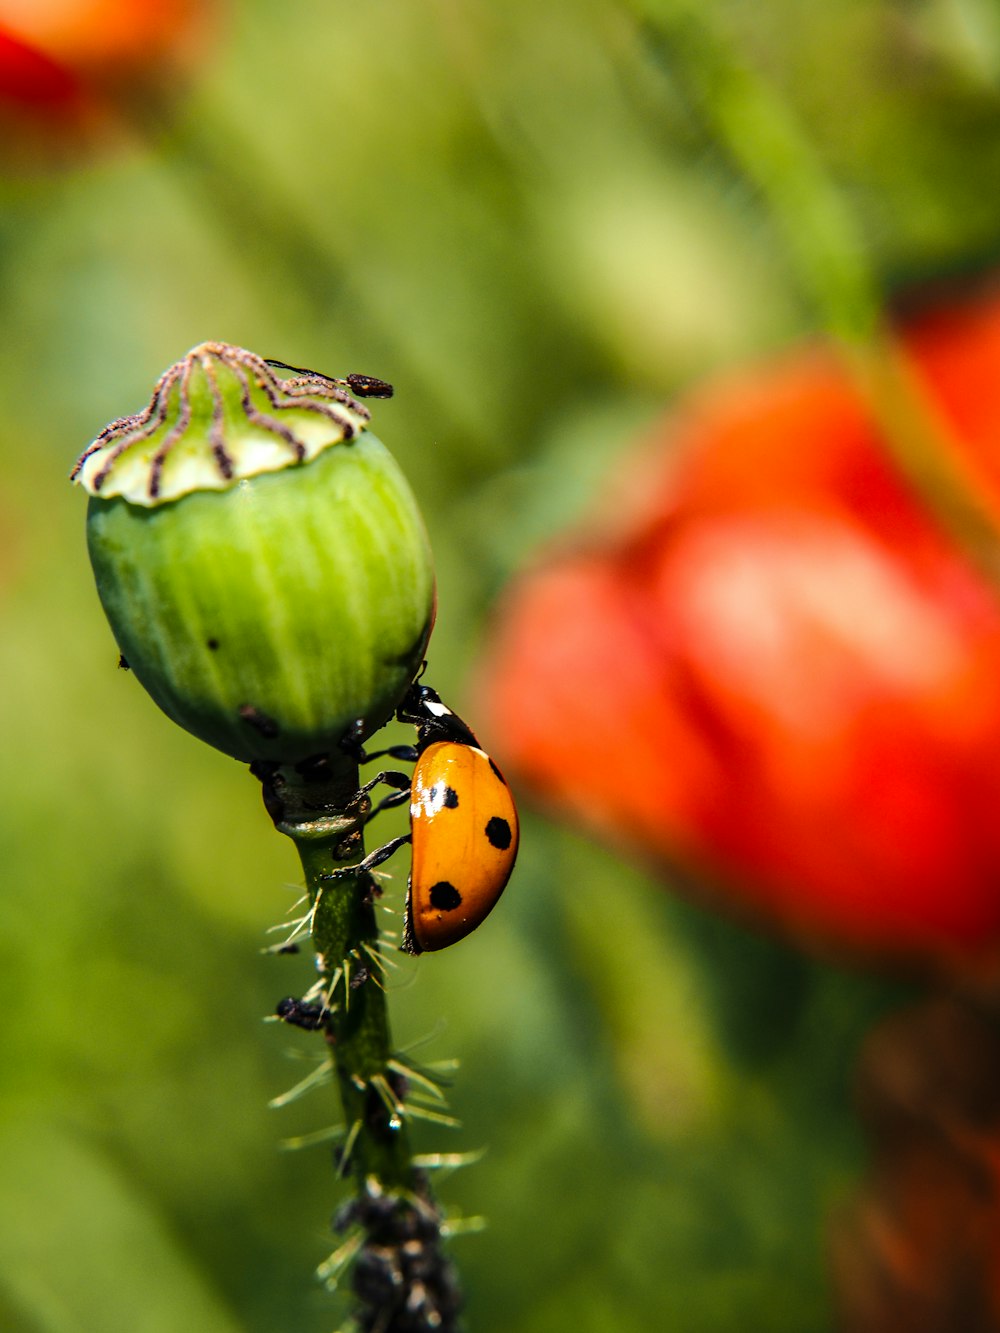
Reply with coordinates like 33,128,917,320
0,0,218,161
479,283,1000,972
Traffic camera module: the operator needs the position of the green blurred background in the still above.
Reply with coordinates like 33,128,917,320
3,0,1000,1328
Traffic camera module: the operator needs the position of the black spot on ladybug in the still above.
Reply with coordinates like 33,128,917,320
429,881,462,912
118,654,130,671
239,703,280,738
430,783,460,810
485,816,512,851
206,637,220,651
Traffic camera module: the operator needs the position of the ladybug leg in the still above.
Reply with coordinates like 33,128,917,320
354,769,411,824
338,717,417,765
331,833,412,879
365,787,411,823
355,769,411,800
361,743,419,764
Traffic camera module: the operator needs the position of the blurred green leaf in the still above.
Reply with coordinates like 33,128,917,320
0,1124,241,1333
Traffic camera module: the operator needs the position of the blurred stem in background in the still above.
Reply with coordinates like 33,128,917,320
635,0,1000,589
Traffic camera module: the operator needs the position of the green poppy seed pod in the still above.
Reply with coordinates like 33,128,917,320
73,342,435,765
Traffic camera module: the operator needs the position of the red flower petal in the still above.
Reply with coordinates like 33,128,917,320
0,27,80,104
480,284,1000,969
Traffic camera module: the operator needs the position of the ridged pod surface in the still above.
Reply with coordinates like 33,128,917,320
75,343,435,763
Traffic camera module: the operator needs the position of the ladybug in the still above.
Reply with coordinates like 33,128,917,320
344,682,519,954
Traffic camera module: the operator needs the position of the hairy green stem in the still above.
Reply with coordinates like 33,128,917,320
258,757,415,1192
255,759,464,1330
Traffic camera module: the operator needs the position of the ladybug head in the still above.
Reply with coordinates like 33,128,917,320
397,681,480,751
397,682,442,724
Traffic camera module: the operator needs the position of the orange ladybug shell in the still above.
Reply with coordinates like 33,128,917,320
403,741,519,953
